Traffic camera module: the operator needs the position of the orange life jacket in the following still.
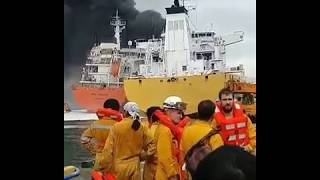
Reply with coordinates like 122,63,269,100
96,108,123,122
154,110,190,180
154,110,190,143
214,101,249,146
91,171,116,180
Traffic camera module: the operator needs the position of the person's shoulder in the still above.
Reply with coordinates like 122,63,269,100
140,120,149,127
97,118,116,125
158,124,171,133
210,132,223,141
113,118,128,128
140,122,150,132
243,115,253,123
158,123,168,129
184,120,196,131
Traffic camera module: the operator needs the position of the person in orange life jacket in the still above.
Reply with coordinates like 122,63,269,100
94,102,156,180
91,171,116,180
143,106,161,180
81,98,123,155
212,88,256,154
154,96,191,143
153,96,190,180
81,99,122,180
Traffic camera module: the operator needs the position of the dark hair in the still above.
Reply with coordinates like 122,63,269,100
131,115,141,131
198,100,215,121
103,98,120,111
219,88,233,100
146,106,161,123
194,145,256,180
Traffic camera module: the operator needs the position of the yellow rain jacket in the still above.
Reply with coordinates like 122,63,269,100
143,122,159,180
80,118,117,154
155,124,180,180
94,118,155,180
180,120,224,160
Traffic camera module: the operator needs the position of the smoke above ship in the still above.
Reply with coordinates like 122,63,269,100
64,0,165,78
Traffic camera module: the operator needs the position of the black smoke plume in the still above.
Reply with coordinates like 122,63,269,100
64,0,166,106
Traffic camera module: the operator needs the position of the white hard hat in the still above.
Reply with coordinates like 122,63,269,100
123,102,140,118
163,96,186,110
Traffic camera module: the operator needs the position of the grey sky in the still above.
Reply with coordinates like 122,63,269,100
134,0,256,79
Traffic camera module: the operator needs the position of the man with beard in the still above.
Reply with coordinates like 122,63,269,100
212,88,256,155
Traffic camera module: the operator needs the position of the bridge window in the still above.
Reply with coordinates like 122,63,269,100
179,20,184,30
174,21,179,30
168,21,173,31
196,53,202,59
182,66,187,71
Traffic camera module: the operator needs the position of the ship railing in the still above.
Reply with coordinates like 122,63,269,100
86,60,102,64
212,58,223,61
76,82,124,89
79,81,124,85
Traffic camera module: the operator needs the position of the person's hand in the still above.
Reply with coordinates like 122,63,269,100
168,175,179,180
252,149,256,156
240,143,252,152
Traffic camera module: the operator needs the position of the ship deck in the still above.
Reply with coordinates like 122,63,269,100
64,110,98,121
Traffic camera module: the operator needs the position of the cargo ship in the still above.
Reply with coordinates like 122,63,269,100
72,1,254,114
71,10,131,112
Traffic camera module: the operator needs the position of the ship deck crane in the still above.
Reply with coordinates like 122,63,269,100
221,31,244,46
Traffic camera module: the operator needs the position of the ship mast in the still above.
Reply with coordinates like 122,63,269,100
110,10,126,50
